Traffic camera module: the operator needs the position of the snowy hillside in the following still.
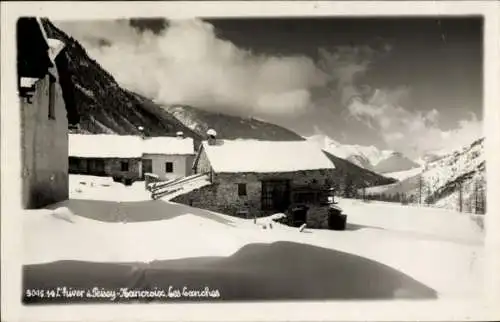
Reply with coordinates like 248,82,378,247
364,138,486,214
307,134,419,173
161,104,305,149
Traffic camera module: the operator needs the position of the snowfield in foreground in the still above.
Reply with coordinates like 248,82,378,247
23,175,485,299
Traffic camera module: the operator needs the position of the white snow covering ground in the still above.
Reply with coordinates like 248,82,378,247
70,175,151,201
202,139,335,173
24,175,485,299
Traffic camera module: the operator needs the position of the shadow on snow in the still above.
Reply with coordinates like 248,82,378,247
23,241,437,303
46,199,235,226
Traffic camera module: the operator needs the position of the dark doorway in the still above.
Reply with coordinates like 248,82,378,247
143,159,152,178
261,180,291,212
290,205,308,227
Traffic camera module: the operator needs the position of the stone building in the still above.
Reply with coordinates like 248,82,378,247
173,134,338,228
19,17,79,209
68,133,195,183
68,134,143,184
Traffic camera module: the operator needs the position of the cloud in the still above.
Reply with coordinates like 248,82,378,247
56,18,482,157
316,43,482,157
346,91,482,157
55,19,325,118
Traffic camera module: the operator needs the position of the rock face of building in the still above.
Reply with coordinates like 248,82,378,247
19,17,78,209
173,138,338,228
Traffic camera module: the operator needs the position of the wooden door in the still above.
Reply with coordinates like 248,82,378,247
261,180,291,212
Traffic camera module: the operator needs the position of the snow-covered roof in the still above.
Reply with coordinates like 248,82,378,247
69,134,195,158
69,134,143,158
142,136,194,155
201,139,335,173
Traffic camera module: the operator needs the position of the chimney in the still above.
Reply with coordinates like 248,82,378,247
207,129,217,146
176,131,184,138
138,126,146,140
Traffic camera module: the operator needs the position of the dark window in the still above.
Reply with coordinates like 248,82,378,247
165,162,173,173
48,75,56,119
293,192,317,204
238,183,247,196
121,161,129,172
69,157,79,173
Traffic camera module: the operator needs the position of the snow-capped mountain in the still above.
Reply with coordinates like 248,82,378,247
372,152,421,174
364,138,486,213
307,134,419,174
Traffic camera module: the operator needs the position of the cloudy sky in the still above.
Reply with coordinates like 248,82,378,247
55,17,483,158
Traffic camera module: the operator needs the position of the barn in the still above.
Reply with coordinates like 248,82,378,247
173,133,337,227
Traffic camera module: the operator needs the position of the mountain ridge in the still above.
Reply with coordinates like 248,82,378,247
307,134,420,174
40,18,396,191
364,137,486,213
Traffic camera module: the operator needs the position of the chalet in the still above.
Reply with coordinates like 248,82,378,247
18,17,79,209
68,133,195,184
179,131,337,227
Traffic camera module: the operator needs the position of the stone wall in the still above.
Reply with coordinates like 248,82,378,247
172,169,337,222
304,204,330,229
105,158,142,181
68,157,142,181
21,74,69,209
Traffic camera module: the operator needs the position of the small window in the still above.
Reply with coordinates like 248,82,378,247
121,161,129,172
238,183,247,196
48,75,56,120
293,192,317,204
165,162,174,173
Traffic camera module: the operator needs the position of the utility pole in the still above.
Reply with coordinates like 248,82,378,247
418,175,423,205
474,180,478,214
458,181,463,213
